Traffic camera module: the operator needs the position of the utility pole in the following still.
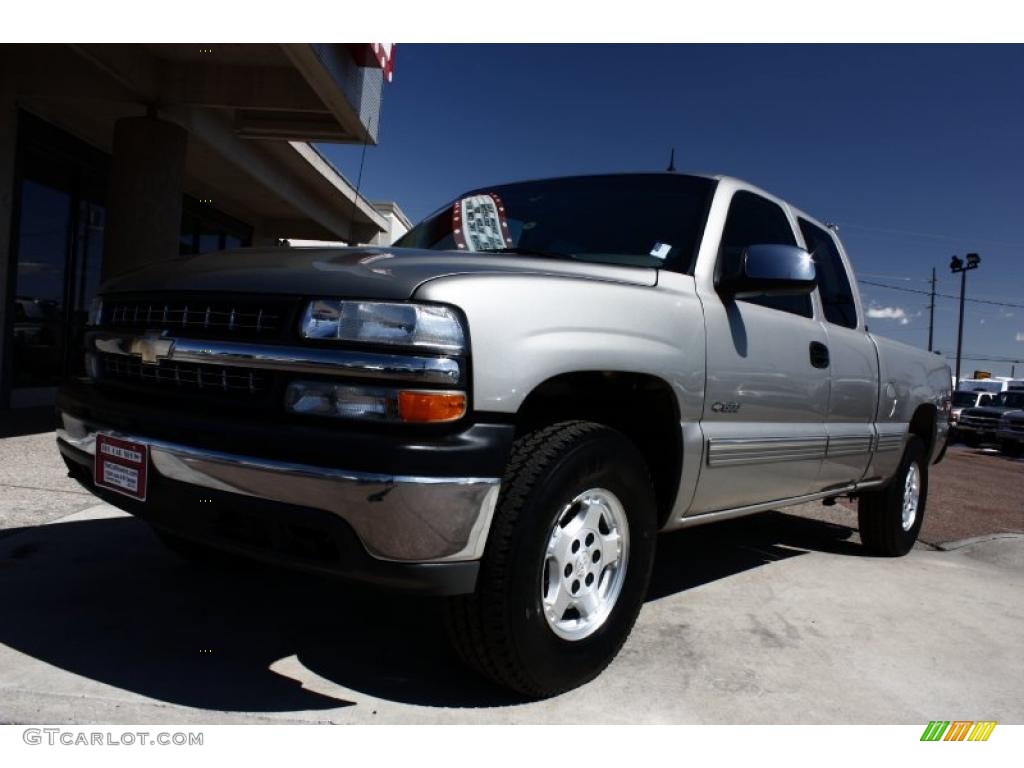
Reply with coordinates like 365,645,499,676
927,267,936,352
949,253,981,390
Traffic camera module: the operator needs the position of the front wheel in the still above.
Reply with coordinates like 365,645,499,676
1000,440,1021,457
858,436,928,556
446,421,657,697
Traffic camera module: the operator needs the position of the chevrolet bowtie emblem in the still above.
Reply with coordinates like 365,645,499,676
130,331,175,365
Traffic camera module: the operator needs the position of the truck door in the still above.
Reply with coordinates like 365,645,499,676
798,218,878,489
689,190,830,514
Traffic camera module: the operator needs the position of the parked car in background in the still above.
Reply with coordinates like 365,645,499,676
950,390,997,437
956,390,1024,448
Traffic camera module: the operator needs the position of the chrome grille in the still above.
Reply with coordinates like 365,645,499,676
960,415,998,427
103,297,289,337
100,354,269,395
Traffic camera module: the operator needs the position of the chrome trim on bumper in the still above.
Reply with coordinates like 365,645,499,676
89,332,463,385
57,415,499,564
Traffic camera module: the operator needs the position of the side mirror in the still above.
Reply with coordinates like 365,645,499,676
717,244,816,298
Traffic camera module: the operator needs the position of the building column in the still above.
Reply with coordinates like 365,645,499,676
102,115,187,280
0,59,18,407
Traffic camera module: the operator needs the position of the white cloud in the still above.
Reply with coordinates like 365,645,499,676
1017,332,1024,342
867,306,910,325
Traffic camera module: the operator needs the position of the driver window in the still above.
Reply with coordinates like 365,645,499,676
979,395,993,406
719,191,812,318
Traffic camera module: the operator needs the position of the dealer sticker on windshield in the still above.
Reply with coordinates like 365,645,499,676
94,433,149,501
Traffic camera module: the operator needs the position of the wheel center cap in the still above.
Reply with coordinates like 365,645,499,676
574,554,588,578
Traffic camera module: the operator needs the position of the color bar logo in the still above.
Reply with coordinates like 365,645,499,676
921,721,997,741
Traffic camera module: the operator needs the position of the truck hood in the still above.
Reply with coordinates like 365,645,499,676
99,246,659,299
961,406,1016,418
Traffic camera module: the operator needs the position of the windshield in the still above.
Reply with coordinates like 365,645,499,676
952,392,980,407
395,174,717,272
993,392,1024,408
959,380,1001,393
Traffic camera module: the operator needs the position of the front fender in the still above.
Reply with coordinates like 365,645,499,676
414,273,706,422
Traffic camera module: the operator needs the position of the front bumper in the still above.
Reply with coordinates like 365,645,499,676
996,427,1024,445
955,422,998,439
57,409,507,595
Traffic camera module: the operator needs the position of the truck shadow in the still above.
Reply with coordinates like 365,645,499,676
0,509,858,715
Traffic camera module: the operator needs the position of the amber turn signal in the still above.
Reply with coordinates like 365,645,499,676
398,391,467,423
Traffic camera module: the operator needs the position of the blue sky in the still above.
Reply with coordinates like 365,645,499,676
321,44,1024,376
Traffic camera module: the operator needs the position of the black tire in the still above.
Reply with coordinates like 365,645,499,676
446,421,657,697
1000,440,1021,457
858,436,928,556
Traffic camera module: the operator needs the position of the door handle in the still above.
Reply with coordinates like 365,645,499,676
810,341,830,369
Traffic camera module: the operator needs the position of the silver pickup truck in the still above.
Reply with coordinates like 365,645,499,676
56,173,951,696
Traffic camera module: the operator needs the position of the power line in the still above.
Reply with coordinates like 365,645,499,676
856,271,926,283
838,222,1024,250
943,354,1024,363
857,279,1024,310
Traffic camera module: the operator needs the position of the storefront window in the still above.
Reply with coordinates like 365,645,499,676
11,154,75,391
6,113,108,405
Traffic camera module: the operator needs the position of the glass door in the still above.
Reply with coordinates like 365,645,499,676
9,148,75,407
5,113,109,410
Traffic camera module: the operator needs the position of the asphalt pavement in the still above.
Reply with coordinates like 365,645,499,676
0,432,1021,724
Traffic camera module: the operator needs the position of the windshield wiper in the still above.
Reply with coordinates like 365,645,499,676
477,247,571,260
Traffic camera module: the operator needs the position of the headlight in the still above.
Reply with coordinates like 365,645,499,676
301,300,465,353
87,297,104,326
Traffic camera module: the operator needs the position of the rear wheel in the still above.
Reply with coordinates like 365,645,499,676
446,421,657,697
858,436,928,556
1000,440,1021,457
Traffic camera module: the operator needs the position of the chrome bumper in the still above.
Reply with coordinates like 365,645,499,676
955,422,996,433
57,413,500,564
996,427,1024,442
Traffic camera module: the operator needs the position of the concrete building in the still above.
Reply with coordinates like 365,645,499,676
370,201,413,245
0,44,397,425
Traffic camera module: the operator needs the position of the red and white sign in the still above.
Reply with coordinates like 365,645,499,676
94,434,149,501
348,43,396,82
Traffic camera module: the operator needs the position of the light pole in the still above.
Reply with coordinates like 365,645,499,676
950,253,981,390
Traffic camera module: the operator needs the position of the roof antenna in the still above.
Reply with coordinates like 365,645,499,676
347,114,374,245
666,148,676,172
